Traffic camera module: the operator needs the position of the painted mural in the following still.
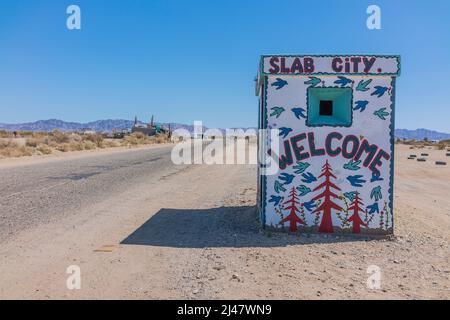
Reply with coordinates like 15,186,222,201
257,55,400,235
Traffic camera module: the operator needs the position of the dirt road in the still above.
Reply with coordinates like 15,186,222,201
0,143,448,299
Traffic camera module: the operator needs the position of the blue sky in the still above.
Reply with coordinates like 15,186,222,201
0,0,449,131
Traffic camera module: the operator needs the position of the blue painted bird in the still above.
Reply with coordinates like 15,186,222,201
270,107,285,118
301,172,317,183
304,77,321,88
367,202,380,214
373,108,390,120
343,159,362,171
302,200,317,212
291,107,306,119
293,161,310,174
371,86,388,98
334,76,352,87
271,78,288,90
370,172,384,182
269,195,283,207
356,79,372,92
274,180,287,193
344,191,357,202
278,127,293,139
279,173,295,185
296,185,312,196
370,186,382,201
354,100,369,112
347,175,366,187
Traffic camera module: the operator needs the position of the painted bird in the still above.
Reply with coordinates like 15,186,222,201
304,77,321,88
334,76,352,87
344,191,357,202
302,200,317,212
296,185,312,196
291,107,306,119
356,79,372,92
269,195,283,206
347,175,366,187
279,173,295,185
274,180,287,193
301,172,317,183
373,108,390,120
278,127,293,138
371,86,388,98
343,159,362,171
270,106,285,118
354,100,369,112
271,78,288,90
367,202,380,214
293,161,310,174
370,172,384,182
370,186,382,201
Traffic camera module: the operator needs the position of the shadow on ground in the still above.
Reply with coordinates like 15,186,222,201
121,206,370,248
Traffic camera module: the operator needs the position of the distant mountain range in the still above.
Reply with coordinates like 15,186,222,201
0,119,250,135
395,128,450,141
0,119,448,140
0,119,199,133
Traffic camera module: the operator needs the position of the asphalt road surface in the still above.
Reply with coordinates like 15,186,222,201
0,145,187,243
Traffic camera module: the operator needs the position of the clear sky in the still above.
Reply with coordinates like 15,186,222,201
0,0,449,131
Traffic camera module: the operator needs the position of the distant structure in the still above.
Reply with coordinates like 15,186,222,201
131,115,169,136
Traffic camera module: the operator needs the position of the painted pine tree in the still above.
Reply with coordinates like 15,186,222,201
347,192,367,233
311,160,343,233
280,186,305,232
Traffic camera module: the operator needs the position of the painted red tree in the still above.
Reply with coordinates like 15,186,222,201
312,160,343,233
347,192,367,233
280,186,305,232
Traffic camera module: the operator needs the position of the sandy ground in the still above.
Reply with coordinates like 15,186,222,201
0,143,448,299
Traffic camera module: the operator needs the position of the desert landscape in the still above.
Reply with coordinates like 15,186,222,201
0,141,448,299
0,130,171,158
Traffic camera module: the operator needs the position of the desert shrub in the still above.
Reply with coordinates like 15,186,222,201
51,130,70,143
155,134,169,144
70,133,83,142
26,138,39,147
0,145,33,157
37,143,52,155
47,140,59,149
102,139,120,148
123,132,150,145
436,139,450,150
0,139,16,149
56,143,71,152
18,131,34,137
0,130,11,138
82,140,96,150
69,141,84,151
83,133,104,147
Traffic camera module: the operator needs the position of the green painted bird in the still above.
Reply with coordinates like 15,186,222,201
270,107,285,118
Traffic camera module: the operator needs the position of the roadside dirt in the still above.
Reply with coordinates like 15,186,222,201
0,143,174,169
0,144,448,299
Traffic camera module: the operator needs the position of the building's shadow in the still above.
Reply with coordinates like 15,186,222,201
121,206,369,248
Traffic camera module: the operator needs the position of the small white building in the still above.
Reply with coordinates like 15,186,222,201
256,55,400,235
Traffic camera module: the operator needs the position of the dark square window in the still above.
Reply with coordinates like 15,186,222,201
307,87,352,127
319,100,333,116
